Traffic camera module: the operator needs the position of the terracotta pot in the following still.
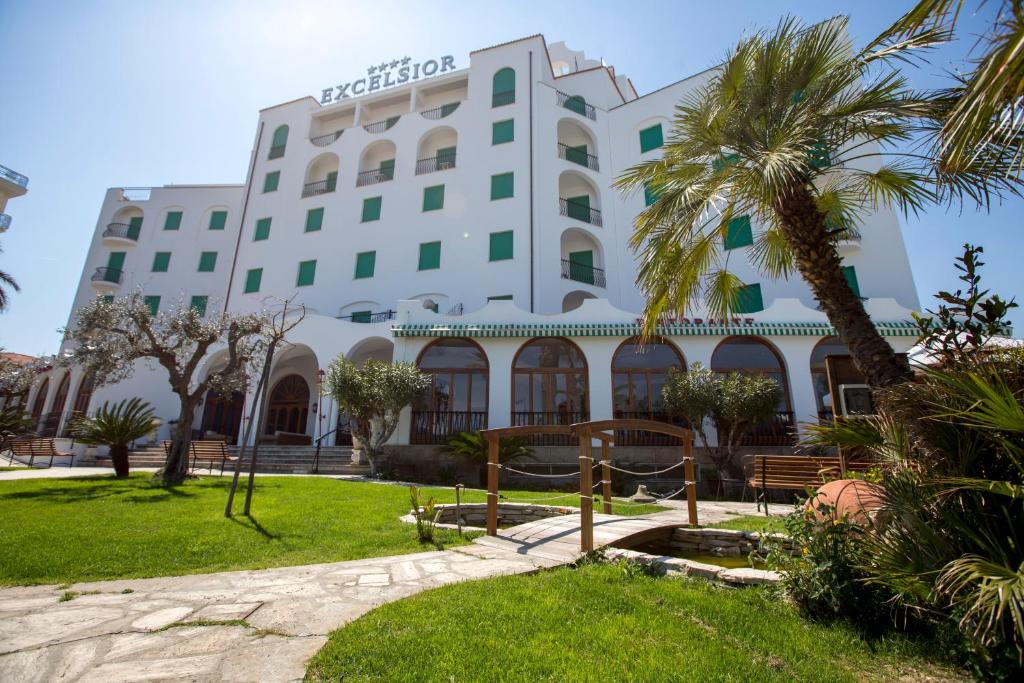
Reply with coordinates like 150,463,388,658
805,478,885,527
109,444,130,478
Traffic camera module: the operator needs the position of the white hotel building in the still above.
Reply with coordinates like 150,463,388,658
24,35,921,456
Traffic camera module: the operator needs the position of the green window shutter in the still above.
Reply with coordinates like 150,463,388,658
492,119,514,145
209,210,227,230
143,296,161,316
244,268,262,293
305,207,324,232
487,295,513,301
566,194,591,222
361,197,382,222
643,183,662,207
164,211,182,230
712,152,740,172
809,140,831,169
325,171,338,192
269,125,288,159
105,252,126,282
127,216,143,240
190,295,208,316
350,310,372,323
639,124,663,153
842,266,861,297
564,95,587,116
436,146,456,168
198,251,217,272
724,215,753,250
418,241,441,270
296,259,316,287
489,230,514,261
735,283,764,313
490,172,514,200
440,102,459,117
423,185,445,212
568,250,595,285
101,295,114,304
151,251,171,272
379,159,395,180
492,68,515,106
254,217,271,241
566,144,588,166
354,251,376,279
263,171,280,193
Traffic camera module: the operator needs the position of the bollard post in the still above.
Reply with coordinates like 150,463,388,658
486,434,499,536
683,432,698,527
579,429,594,553
455,483,463,535
601,439,612,515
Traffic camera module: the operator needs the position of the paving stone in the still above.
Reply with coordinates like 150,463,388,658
188,602,261,622
130,605,196,631
356,573,391,587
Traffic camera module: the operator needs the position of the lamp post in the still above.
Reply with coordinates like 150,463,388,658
313,368,325,473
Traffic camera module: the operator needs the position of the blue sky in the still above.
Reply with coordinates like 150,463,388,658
1,0,1020,355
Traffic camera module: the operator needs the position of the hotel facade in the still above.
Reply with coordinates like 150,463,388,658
22,35,922,453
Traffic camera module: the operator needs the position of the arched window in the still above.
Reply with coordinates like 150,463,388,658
265,374,310,435
612,337,686,445
512,338,588,443
30,378,49,429
45,373,71,436
809,337,849,420
71,370,95,418
201,390,244,442
711,336,793,446
269,125,289,159
411,339,489,444
492,68,515,107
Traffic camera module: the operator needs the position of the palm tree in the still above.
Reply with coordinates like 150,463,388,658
616,17,963,390
871,0,1024,192
0,244,19,312
69,398,156,477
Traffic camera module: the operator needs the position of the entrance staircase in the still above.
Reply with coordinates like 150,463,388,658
76,444,370,476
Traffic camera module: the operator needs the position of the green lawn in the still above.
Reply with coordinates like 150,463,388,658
0,466,32,471
307,563,962,682
709,514,788,534
0,475,661,585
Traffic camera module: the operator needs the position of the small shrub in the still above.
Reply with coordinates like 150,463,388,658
409,486,437,544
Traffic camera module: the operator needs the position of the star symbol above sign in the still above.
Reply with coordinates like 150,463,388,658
377,62,388,72
401,56,411,66
367,65,377,75
389,60,400,69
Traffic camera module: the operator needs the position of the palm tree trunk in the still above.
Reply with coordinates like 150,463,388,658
775,183,913,389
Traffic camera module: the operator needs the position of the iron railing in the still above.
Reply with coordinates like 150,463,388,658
420,102,460,119
492,90,515,107
415,152,457,174
91,267,123,285
355,167,394,186
556,90,596,120
0,213,10,232
410,411,488,444
559,197,602,226
310,130,343,147
103,222,140,241
510,411,589,446
611,411,689,446
739,411,796,447
0,164,28,189
336,310,396,323
561,259,606,288
363,116,399,133
557,143,599,171
301,176,337,197
268,144,286,159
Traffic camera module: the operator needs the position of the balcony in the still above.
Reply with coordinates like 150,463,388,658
91,267,123,291
557,143,599,171
559,197,602,226
415,151,456,175
739,411,796,447
0,213,10,233
420,102,460,120
301,176,337,198
0,164,29,190
410,410,487,444
561,259,606,288
363,116,399,134
355,167,394,187
556,90,596,120
310,130,343,147
336,310,396,323
510,411,588,446
102,222,140,244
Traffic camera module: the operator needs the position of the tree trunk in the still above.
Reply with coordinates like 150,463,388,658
162,401,197,485
109,444,130,478
242,342,277,516
775,184,913,389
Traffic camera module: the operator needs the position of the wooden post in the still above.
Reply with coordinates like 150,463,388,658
486,433,499,536
683,433,698,527
579,428,594,553
601,438,612,514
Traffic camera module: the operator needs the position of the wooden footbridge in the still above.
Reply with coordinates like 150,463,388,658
480,419,699,555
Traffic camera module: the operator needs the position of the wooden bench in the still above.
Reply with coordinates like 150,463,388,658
745,454,873,513
161,440,237,474
8,437,74,468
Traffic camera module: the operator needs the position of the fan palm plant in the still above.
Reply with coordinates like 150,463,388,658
615,16,1016,390
69,398,156,477
442,431,535,486
0,244,19,312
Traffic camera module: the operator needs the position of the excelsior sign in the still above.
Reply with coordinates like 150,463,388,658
321,55,457,104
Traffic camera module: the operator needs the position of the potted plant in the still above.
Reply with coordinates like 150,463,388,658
69,398,155,477
442,431,535,486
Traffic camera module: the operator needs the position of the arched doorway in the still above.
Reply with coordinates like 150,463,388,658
42,373,71,436
512,337,588,444
201,390,244,442
411,338,489,444
30,378,49,432
711,336,794,446
612,337,686,445
264,374,310,436
71,370,95,418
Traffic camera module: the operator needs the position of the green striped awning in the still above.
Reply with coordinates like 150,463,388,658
391,320,919,339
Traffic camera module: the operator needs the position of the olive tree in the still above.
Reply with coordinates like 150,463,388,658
325,355,430,477
62,293,267,485
662,362,781,478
